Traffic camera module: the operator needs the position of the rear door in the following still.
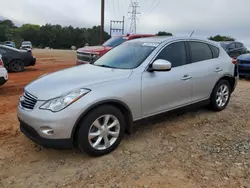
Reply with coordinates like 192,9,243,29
187,41,220,102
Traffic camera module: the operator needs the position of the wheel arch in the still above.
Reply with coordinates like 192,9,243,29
71,99,134,145
217,74,236,92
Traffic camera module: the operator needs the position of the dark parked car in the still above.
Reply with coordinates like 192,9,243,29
0,45,36,72
237,53,250,77
220,41,247,58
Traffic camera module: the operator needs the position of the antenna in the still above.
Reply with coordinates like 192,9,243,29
190,31,194,37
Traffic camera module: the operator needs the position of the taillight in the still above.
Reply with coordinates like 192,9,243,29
232,58,237,64
0,58,3,67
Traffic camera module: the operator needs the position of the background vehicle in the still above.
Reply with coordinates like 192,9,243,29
237,53,250,77
76,34,155,65
0,45,36,72
220,41,247,58
18,37,237,156
20,41,32,51
4,41,16,48
0,54,8,86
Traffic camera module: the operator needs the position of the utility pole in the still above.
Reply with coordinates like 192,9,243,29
110,16,125,36
101,0,105,44
128,0,140,34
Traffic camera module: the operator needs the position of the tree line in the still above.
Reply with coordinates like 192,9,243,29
0,19,239,49
0,19,110,49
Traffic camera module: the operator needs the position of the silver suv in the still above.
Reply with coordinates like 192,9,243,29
18,37,238,156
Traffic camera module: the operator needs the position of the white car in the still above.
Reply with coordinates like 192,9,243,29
0,54,8,86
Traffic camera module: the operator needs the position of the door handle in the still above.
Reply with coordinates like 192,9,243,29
215,67,223,73
182,75,192,81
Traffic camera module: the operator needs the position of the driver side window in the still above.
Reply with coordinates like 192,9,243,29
155,42,187,68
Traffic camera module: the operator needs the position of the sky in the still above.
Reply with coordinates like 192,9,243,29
0,0,250,49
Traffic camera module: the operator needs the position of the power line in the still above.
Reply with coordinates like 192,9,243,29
144,0,160,16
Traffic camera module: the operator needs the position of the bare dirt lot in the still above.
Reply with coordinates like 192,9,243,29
0,49,250,188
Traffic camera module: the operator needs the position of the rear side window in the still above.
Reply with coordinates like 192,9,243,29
210,45,220,58
188,42,213,63
155,42,187,68
236,43,243,48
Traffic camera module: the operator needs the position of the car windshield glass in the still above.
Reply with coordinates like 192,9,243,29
103,36,127,47
220,43,228,50
22,42,31,45
93,42,156,69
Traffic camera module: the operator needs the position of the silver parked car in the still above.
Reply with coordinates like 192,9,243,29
18,37,238,156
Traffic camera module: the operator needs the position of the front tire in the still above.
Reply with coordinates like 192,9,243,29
77,105,125,156
210,80,231,111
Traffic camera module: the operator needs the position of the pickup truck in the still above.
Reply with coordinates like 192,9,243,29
76,34,155,65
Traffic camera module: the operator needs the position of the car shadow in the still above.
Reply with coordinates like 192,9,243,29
133,104,211,134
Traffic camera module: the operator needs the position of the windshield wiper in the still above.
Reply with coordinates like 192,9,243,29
98,64,115,68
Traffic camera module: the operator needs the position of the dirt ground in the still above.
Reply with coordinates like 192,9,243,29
0,49,250,188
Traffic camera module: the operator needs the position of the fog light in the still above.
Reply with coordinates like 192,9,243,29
40,127,54,135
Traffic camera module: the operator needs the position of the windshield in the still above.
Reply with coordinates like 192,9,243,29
22,42,31,45
103,36,127,47
93,42,156,69
220,43,228,50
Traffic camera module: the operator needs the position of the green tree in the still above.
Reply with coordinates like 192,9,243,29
0,19,15,41
17,24,40,45
157,31,173,36
0,19,110,49
208,35,235,42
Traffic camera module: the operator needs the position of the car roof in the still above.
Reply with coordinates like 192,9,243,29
127,36,220,46
0,44,19,51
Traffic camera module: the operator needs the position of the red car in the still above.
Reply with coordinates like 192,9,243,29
76,34,155,65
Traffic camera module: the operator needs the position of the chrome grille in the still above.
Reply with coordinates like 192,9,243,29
77,51,99,63
20,92,37,110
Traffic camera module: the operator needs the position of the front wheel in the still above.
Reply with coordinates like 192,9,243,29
77,105,125,156
210,80,231,111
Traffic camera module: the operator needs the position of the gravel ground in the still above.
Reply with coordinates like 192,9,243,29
0,49,250,188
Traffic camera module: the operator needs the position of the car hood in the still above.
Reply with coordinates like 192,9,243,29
77,45,112,53
25,64,132,100
238,53,250,61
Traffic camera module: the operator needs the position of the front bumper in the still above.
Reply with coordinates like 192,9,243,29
0,77,7,86
17,100,79,140
20,120,72,149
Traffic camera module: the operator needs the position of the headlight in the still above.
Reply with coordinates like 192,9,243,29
40,88,90,112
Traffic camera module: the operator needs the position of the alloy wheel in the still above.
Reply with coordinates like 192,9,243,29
88,115,120,150
216,84,229,107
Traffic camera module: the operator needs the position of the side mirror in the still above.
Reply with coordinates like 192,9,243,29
149,59,172,72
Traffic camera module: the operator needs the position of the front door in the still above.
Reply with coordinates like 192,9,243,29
142,41,193,117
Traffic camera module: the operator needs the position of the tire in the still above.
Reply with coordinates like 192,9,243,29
77,105,125,156
8,60,24,72
210,79,231,111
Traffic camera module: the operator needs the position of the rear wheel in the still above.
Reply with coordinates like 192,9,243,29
77,105,125,156
210,80,231,111
8,60,24,72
